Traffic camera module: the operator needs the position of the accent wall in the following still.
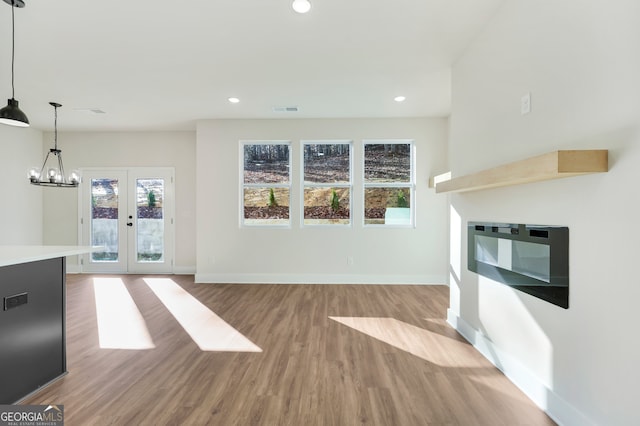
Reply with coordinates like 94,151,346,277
196,118,449,284
447,1,640,424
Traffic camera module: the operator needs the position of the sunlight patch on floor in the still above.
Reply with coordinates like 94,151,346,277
93,277,155,350
329,316,486,367
144,278,262,352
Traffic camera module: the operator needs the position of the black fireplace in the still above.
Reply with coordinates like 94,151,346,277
468,222,569,309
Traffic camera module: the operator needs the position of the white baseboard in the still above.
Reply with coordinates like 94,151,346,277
67,266,196,275
173,265,196,275
446,310,594,426
66,264,82,274
195,273,448,285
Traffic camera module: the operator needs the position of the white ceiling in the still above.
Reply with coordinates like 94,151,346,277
0,0,504,131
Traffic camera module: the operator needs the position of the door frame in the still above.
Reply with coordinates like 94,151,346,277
77,167,175,274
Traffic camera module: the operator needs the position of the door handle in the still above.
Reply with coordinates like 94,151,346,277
127,222,133,227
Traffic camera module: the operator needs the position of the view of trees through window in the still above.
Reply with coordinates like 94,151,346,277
364,143,413,226
242,143,291,225
303,142,351,225
136,178,165,262
240,141,413,227
91,178,119,261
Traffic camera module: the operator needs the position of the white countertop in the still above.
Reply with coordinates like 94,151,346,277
0,246,95,267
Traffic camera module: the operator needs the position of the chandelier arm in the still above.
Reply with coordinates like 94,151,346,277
57,150,67,184
37,151,52,182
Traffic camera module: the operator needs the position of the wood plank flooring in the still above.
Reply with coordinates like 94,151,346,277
23,275,555,425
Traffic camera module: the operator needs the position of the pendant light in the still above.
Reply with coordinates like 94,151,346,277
0,0,29,127
28,102,79,187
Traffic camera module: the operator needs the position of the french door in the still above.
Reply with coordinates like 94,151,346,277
79,168,174,274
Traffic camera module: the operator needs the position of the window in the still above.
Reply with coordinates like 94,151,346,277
363,141,414,226
241,142,291,226
90,178,119,261
302,141,352,226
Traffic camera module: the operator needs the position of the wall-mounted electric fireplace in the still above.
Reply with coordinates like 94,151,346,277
468,222,569,309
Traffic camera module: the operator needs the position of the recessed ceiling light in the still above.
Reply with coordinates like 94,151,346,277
292,0,311,14
228,97,240,103
394,96,406,102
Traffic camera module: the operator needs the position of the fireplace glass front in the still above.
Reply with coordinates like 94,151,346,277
468,222,569,308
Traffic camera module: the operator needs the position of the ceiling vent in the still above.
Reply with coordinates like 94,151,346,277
272,106,299,112
73,108,106,114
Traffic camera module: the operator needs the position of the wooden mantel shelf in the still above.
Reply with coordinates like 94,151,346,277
434,150,608,194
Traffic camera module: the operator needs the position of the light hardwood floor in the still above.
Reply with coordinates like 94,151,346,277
24,275,555,425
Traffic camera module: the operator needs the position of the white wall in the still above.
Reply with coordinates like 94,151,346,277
448,1,640,425
42,131,196,272
196,118,448,284
0,125,43,244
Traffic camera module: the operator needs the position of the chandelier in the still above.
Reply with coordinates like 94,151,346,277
28,102,79,187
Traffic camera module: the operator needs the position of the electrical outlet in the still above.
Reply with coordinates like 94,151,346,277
521,93,531,115
347,256,354,266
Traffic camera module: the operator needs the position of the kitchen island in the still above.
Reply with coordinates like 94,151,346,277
0,246,93,404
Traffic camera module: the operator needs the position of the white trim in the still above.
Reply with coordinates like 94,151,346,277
173,265,196,275
66,264,82,274
195,273,447,285
446,309,595,426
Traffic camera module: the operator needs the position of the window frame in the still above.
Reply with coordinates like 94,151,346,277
300,140,353,227
362,140,416,228
240,140,292,228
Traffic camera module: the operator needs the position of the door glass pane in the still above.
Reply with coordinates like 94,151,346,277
91,178,119,262
137,179,164,262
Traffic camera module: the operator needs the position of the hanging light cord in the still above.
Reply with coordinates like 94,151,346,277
10,1,15,99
